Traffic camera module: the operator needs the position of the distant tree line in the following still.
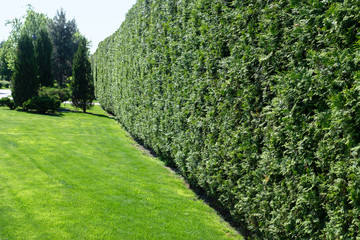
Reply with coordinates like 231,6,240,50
0,5,94,113
0,6,79,86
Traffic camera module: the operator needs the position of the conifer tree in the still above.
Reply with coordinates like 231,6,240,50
35,28,53,87
12,33,38,107
71,37,94,113
48,9,78,86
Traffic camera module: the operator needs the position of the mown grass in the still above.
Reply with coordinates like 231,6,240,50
0,105,242,240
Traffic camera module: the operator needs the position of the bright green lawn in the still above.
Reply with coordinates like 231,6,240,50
0,105,242,240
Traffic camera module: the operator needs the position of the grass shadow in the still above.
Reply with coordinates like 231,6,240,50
58,107,70,112
17,109,64,117
69,109,115,120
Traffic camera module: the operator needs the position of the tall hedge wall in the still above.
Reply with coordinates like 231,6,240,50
93,0,360,238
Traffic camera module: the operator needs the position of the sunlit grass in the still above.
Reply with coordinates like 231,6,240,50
0,105,241,239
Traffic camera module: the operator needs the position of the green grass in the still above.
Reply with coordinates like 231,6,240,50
0,105,242,240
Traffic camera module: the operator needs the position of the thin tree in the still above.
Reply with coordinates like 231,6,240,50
48,8,78,86
35,28,53,87
71,37,94,113
12,33,38,107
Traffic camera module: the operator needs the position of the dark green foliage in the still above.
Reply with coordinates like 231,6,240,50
48,8,79,86
35,28,53,87
38,86,70,102
12,33,38,107
0,97,15,110
93,0,360,238
71,38,94,113
22,95,60,113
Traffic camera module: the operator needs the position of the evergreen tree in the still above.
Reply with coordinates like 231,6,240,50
48,9,79,86
12,33,38,107
35,28,53,87
71,37,94,113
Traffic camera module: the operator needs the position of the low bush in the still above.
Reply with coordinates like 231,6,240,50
23,96,60,114
38,86,70,102
0,97,15,110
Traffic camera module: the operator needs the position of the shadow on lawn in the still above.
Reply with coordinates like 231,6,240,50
14,108,115,119
69,109,115,120
19,109,64,117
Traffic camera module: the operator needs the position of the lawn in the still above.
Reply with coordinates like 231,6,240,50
0,105,242,240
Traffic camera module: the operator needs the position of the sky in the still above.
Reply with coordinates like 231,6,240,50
0,0,138,53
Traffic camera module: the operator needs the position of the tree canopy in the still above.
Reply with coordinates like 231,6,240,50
0,41,12,80
3,5,81,87
48,8,79,86
4,5,49,74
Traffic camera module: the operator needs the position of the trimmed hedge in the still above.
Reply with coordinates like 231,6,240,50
92,0,360,238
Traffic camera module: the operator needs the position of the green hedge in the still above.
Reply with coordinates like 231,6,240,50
93,0,360,238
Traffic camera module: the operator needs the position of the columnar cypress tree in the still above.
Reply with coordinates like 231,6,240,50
35,28,53,87
71,37,94,113
12,33,38,107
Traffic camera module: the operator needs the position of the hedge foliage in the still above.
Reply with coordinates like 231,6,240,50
93,0,360,238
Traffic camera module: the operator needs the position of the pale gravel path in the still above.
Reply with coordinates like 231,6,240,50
0,89,11,98
63,101,100,105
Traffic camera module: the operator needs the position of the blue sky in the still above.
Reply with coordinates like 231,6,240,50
0,0,137,53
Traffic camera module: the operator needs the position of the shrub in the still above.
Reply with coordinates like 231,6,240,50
38,86,70,102
23,96,60,114
93,0,360,238
0,97,15,110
